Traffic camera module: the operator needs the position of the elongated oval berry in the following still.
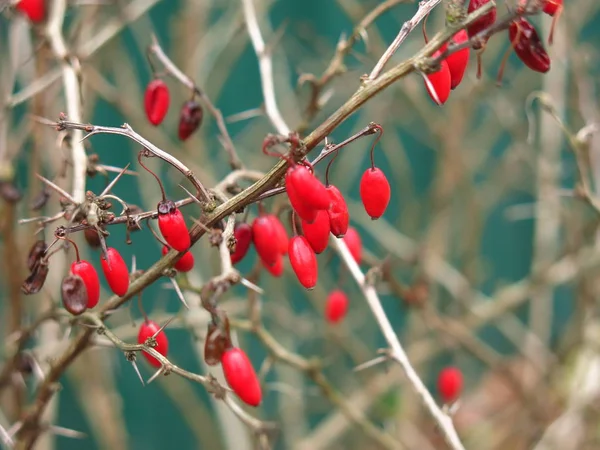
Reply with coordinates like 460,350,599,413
543,0,562,15
16,0,46,22
289,236,318,289
263,253,284,277
138,320,169,368
178,100,203,141
360,167,391,220
286,176,318,223
100,248,129,296
144,79,170,126
302,210,330,254
286,165,331,211
446,30,470,89
252,216,280,266
157,200,190,252
343,227,362,264
425,53,451,106
509,18,551,73
437,366,463,403
221,347,262,407
61,274,88,316
326,185,349,238
325,290,349,323
162,246,194,272
467,0,497,45
230,223,253,264
268,215,289,255
70,260,100,308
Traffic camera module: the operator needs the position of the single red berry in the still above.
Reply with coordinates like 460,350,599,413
252,215,280,267
437,366,463,403
467,0,497,45
157,200,190,252
268,215,289,255
425,52,451,106
325,290,349,323
162,246,194,272
100,248,130,296
16,0,45,22
221,347,262,407
286,176,318,223
230,222,253,264
144,79,170,126
543,0,562,16
286,165,331,211
326,185,349,238
509,18,551,73
359,167,391,220
70,260,100,308
343,227,362,264
302,210,330,254
178,100,203,141
446,30,470,89
138,320,169,368
288,236,318,289
262,253,283,277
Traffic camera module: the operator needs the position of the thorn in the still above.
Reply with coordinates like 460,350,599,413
358,27,369,51
96,164,138,176
353,354,388,373
48,425,86,439
146,367,164,385
178,184,202,205
239,277,264,295
100,163,132,197
131,361,145,386
131,254,137,274
0,422,14,447
169,277,190,310
154,316,176,338
35,174,77,204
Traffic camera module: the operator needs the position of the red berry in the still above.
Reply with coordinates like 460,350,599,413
157,201,190,252
16,0,45,22
302,210,330,254
425,52,451,106
286,165,330,211
178,100,203,141
252,215,280,266
268,215,289,255
446,30,470,89
288,236,318,289
162,246,194,272
230,223,253,264
262,253,283,277
221,347,262,407
509,18,551,73
326,185,349,238
286,175,318,223
70,260,100,308
467,0,497,45
325,290,349,323
138,320,169,368
543,0,562,16
437,366,463,403
359,167,391,220
100,248,130,296
144,79,170,126
343,227,362,264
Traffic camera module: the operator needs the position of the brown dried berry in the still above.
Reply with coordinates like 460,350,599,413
27,240,48,272
83,228,101,249
21,261,49,295
0,181,22,203
61,274,88,315
178,100,203,141
204,317,231,366
30,189,50,211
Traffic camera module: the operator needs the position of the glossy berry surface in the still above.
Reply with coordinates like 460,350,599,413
263,253,284,277
144,79,170,126
289,236,318,289
230,223,253,264
509,18,551,73
16,0,45,22
325,290,349,323
467,0,497,43
360,167,391,220
446,30,470,89
343,227,362,264
425,53,451,106
138,320,169,368
252,216,280,267
70,260,100,308
286,176,318,223
543,0,562,15
178,100,203,141
286,165,331,211
437,366,463,403
162,246,194,272
302,210,330,254
268,215,289,255
221,347,262,407
100,248,130,296
158,204,190,252
326,185,349,238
